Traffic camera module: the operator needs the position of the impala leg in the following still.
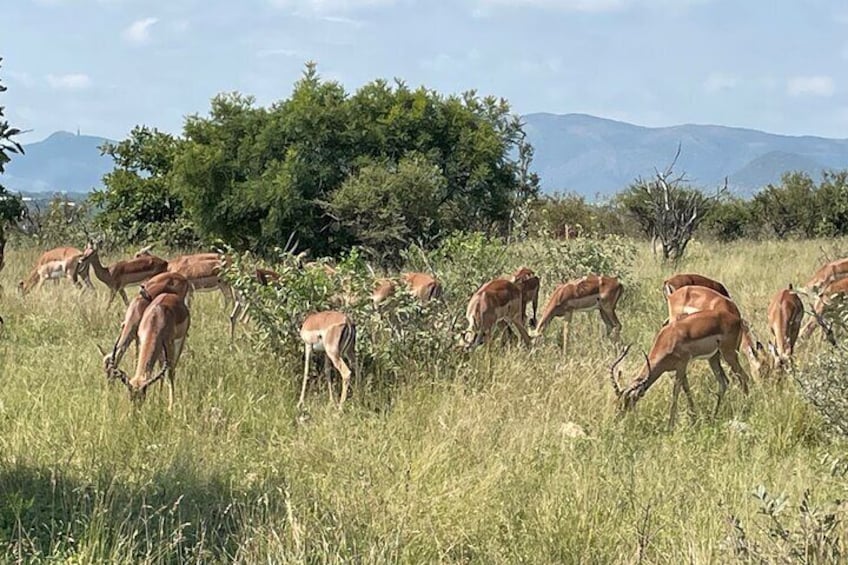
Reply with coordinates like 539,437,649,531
107,289,117,307
508,315,531,348
561,311,572,354
721,346,751,395
600,305,622,341
299,344,312,408
678,369,697,423
668,370,683,430
708,354,730,417
333,354,352,410
119,288,130,306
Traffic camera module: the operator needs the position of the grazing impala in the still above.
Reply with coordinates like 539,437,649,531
461,278,531,350
18,246,94,295
804,257,848,294
800,277,848,340
765,285,804,371
167,253,234,305
98,272,191,375
80,241,169,306
110,293,191,410
371,272,442,307
299,311,357,409
509,267,540,328
662,273,730,299
609,309,751,428
532,275,622,353
664,285,764,377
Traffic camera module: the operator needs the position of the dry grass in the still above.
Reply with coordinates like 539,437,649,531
0,238,844,563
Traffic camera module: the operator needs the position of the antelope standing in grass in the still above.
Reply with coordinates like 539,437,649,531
610,309,751,429
764,285,804,372
299,311,357,409
461,278,531,350
109,293,190,410
18,246,93,295
80,241,169,306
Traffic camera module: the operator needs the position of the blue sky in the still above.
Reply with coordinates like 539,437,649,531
3,0,848,142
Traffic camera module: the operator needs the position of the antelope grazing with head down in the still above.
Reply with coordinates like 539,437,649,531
804,257,848,294
371,272,443,307
662,273,730,299
664,285,764,377
299,311,357,409
610,309,751,429
532,275,622,353
109,293,191,410
80,241,169,306
18,246,94,295
764,284,804,372
98,272,191,376
461,278,531,350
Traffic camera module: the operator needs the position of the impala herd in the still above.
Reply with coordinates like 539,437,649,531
8,241,848,427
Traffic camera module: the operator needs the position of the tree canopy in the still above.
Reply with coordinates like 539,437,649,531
94,63,538,261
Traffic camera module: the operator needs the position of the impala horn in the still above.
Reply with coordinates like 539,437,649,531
609,344,631,398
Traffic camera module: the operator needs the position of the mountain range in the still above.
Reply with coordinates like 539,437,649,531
3,115,848,198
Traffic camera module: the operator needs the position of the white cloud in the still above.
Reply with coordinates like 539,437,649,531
123,17,158,44
46,73,91,90
703,72,737,94
269,0,394,12
475,0,710,13
787,75,835,97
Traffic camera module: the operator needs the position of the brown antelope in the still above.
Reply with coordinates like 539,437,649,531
167,253,235,305
765,285,804,371
229,267,282,340
509,267,540,328
299,311,357,409
665,285,764,377
372,272,442,307
98,272,191,376
109,293,191,410
18,246,94,295
80,241,169,306
461,278,531,350
800,277,848,340
662,273,730,299
532,275,622,353
609,309,751,429
804,257,848,294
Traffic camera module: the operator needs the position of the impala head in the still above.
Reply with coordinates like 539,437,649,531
609,344,651,411
112,365,168,404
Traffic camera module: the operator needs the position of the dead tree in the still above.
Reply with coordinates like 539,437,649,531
629,146,724,262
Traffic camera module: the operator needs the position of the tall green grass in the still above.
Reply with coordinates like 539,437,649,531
0,239,845,563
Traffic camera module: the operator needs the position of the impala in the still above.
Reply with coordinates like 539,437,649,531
509,267,540,328
804,257,848,294
800,277,848,340
110,293,191,410
167,253,234,305
18,246,94,295
609,309,751,428
532,275,622,353
664,285,764,376
80,241,169,306
299,311,357,409
765,284,804,371
461,278,531,350
229,267,282,340
662,273,730,299
371,272,442,307
98,272,191,375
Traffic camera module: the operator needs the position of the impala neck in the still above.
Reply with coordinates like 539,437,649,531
88,252,114,286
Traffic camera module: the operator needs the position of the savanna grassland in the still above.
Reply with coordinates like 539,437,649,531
0,238,846,563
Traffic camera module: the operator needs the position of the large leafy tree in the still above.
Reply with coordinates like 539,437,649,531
0,57,26,269
90,126,191,245
98,62,537,258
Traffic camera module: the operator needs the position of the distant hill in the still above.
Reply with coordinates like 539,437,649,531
523,113,848,197
3,118,848,198
2,131,113,193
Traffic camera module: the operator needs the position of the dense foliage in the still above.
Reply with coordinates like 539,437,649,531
0,57,26,264
93,64,538,262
